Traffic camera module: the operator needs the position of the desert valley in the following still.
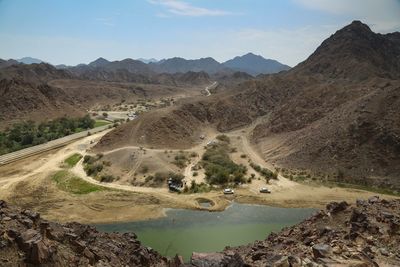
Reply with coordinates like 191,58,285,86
0,1,399,266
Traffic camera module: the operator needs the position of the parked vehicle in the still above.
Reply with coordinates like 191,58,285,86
223,188,234,194
260,187,271,193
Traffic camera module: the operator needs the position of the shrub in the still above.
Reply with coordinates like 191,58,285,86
201,143,247,185
140,165,149,174
173,153,188,168
84,163,103,177
100,174,116,183
216,134,230,143
240,154,247,158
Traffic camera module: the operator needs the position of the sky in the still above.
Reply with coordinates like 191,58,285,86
0,0,399,67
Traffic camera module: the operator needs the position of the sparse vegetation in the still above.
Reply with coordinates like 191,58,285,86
52,170,106,194
183,180,212,193
82,154,106,177
249,162,278,182
84,163,103,177
145,172,184,186
63,153,82,168
99,174,117,183
172,153,188,168
140,165,149,174
216,134,230,143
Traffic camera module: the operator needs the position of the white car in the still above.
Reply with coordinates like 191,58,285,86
223,188,234,194
260,187,271,193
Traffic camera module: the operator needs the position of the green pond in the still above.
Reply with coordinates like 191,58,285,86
96,203,316,261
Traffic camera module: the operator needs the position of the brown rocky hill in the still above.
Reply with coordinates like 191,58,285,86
0,59,19,69
0,79,84,126
95,21,400,190
292,21,400,80
0,63,73,83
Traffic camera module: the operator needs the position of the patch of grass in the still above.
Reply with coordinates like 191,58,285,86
94,120,111,127
64,153,82,168
52,170,106,194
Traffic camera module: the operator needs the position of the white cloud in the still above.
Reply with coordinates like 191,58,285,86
293,0,400,32
147,0,234,17
95,18,115,27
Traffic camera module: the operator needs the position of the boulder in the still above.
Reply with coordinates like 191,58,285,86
190,252,244,267
326,201,349,214
350,209,367,223
312,243,332,259
368,196,379,204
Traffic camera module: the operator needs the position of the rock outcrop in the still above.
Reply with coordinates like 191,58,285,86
1,198,399,266
188,197,400,266
0,200,172,266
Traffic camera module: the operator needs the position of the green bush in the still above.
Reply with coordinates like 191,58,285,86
84,163,103,177
201,143,247,185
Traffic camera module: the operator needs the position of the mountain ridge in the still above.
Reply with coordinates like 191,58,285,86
223,52,291,75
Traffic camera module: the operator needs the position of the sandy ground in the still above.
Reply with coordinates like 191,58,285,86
0,123,398,224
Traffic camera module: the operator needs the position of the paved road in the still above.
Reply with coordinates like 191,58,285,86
205,81,218,96
0,125,111,166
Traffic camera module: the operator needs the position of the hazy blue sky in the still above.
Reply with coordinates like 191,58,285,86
1,0,399,66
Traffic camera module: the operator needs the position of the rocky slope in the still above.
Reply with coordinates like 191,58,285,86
0,200,182,267
96,21,400,190
189,197,400,267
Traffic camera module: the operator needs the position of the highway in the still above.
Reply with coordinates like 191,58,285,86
0,125,111,166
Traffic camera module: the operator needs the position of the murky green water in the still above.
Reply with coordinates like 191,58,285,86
96,203,315,261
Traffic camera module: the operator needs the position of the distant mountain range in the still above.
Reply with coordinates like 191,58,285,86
1,54,290,76
223,53,290,76
16,57,44,64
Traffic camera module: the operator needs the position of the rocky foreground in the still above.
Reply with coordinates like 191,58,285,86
0,200,182,267
1,197,399,266
193,196,400,267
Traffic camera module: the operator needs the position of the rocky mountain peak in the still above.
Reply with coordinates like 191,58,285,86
88,57,110,67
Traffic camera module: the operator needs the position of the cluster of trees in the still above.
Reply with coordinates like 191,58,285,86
202,143,247,185
0,115,95,155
